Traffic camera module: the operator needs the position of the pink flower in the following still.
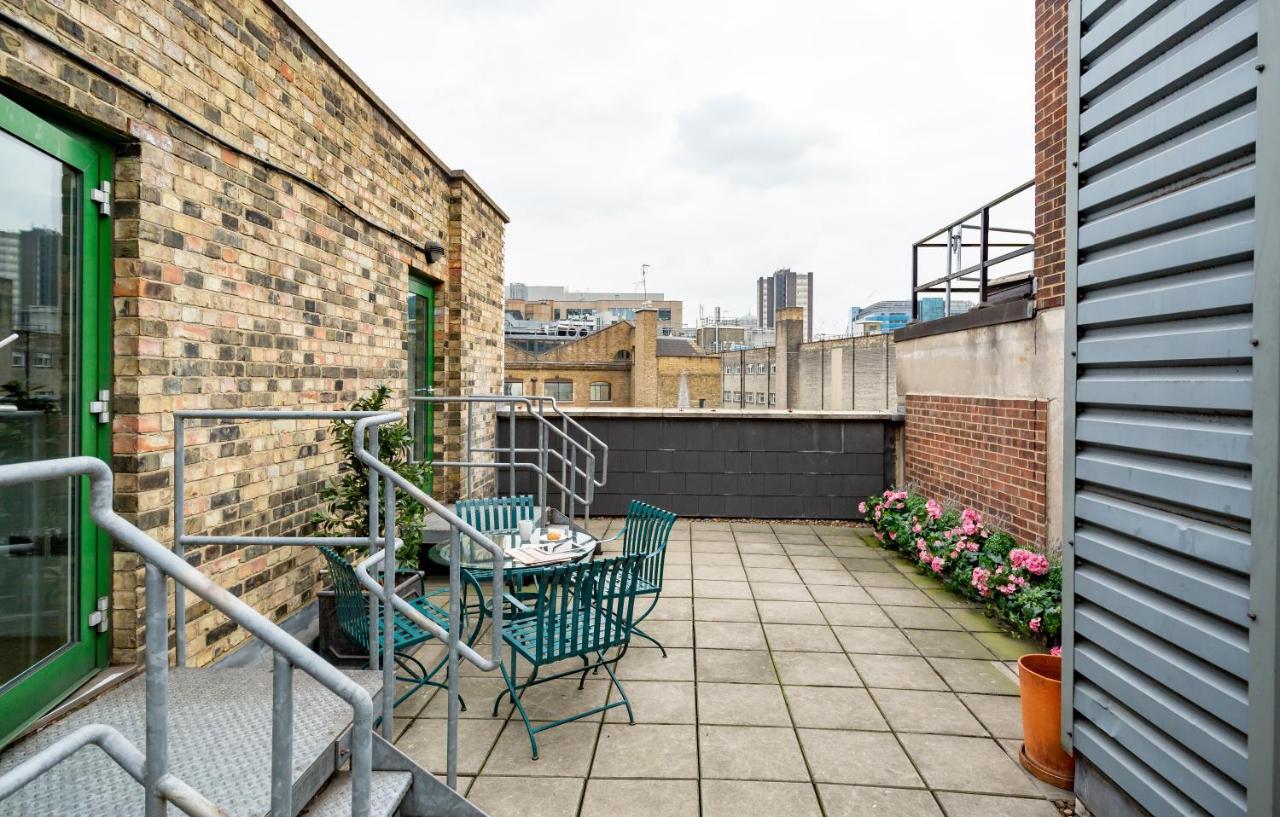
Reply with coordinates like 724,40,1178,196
930,556,944,573
888,531,897,541
1050,646,1062,657
912,523,922,533
874,508,882,520
1029,617,1041,632
858,501,867,514
998,583,1017,595
925,499,943,520
971,567,991,597
949,550,959,559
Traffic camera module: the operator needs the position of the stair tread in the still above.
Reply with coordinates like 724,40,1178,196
301,770,411,817
0,667,382,817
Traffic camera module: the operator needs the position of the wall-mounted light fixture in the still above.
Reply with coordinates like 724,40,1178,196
424,240,446,265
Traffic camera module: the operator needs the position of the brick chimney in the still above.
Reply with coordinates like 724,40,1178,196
631,305,659,407
774,306,805,410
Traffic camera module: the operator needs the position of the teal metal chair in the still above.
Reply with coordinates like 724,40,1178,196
455,494,540,620
318,546,471,710
491,554,645,759
596,500,678,655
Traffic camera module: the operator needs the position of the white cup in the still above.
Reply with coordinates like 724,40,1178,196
517,519,534,545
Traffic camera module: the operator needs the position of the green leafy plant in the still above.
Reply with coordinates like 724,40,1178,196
314,385,432,566
861,489,1062,649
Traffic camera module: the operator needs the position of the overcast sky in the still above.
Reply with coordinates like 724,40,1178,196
291,1,1034,336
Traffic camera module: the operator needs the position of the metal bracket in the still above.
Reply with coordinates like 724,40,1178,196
88,595,109,633
89,389,110,425
89,180,111,217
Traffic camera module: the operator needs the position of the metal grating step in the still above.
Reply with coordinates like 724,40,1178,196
300,770,411,817
0,667,382,817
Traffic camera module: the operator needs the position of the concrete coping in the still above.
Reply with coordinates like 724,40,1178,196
498,406,903,420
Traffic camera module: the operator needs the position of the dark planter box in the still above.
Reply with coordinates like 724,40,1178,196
318,570,424,666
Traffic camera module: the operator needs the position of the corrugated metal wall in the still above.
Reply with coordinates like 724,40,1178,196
1064,0,1264,815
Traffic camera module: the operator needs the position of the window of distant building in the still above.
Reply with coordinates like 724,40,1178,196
769,393,776,406
746,393,755,404
757,392,765,403
770,363,777,373
724,390,732,402
33,352,52,368
590,382,611,402
10,351,24,367
545,380,573,401
503,380,524,396
657,309,672,321
615,349,632,360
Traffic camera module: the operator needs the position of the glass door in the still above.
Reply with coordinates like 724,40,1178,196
407,275,435,491
0,93,112,745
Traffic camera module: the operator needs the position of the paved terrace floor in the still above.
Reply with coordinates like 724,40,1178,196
389,520,1072,817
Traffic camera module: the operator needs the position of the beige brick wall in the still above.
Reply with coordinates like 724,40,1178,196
0,0,506,665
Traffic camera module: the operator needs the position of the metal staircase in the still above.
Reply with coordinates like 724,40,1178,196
0,399,608,817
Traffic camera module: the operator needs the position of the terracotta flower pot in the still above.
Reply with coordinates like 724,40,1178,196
1018,652,1074,790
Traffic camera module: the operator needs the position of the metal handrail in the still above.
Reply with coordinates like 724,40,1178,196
910,179,1035,320
409,395,602,520
0,725,224,816
522,396,609,488
0,457,376,817
351,413,505,791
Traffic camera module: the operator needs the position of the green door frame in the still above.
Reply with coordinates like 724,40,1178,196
0,91,113,745
408,275,435,489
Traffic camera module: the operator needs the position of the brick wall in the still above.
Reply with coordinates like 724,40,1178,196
1034,0,1068,311
904,395,1048,551
1,0,506,665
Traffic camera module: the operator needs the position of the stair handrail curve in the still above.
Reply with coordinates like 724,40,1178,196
0,724,225,817
0,456,377,817
527,395,609,488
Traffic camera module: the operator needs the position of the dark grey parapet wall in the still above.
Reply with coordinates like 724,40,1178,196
498,408,901,520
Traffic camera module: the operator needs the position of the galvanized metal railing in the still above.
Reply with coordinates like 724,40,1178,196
0,456,376,817
170,408,506,795
410,394,607,526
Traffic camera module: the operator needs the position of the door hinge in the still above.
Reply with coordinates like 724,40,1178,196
90,180,111,217
88,596,109,633
89,389,111,425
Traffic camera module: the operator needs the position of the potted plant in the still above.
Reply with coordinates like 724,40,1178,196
313,385,434,662
1018,649,1074,790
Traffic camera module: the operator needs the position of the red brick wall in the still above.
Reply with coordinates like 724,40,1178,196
905,395,1048,551
1034,0,1068,311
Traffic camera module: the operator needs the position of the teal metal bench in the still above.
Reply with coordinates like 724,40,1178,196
318,546,475,710
491,554,646,759
597,500,678,655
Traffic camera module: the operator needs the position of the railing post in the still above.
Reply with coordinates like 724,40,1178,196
271,652,293,817
507,402,516,499
173,415,186,668
144,563,168,817
979,205,991,305
537,409,548,515
367,427,380,673
465,400,473,500
446,526,462,791
381,470,395,740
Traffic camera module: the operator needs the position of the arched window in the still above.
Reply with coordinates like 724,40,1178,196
503,379,524,396
614,349,632,360
589,382,612,402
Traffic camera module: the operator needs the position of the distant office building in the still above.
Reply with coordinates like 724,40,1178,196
756,269,813,341
505,284,683,335
849,300,912,335
918,297,974,322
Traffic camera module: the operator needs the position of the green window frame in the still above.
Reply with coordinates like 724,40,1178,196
0,91,114,746
407,274,436,487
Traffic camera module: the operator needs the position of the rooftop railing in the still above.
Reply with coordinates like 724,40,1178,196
910,179,1035,321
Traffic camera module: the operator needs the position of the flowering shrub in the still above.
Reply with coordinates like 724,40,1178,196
862,489,1062,647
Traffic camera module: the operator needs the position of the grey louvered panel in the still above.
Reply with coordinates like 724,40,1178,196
1076,264,1254,325
1074,723,1212,816
1075,644,1248,783
1075,366,1252,411
1077,216,1254,288
1078,111,1256,212
1080,0,1247,97
1075,491,1252,572
1079,2,1258,137
1076,313,1253,364
1081,0,1177,61
1075,566,1249,676
1075,409,1252,463
1075,606,1249,730
1078,166,1255,251
1075,525,1250,622
1075,682,1248,816
1075,448,1251,516
1080,60,1258,174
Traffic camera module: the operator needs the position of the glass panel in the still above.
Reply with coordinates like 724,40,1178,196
406,283,431,462
0,129,82,689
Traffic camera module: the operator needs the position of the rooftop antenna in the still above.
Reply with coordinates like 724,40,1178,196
636,264,650,300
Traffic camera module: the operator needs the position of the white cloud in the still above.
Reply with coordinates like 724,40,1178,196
287,0,1034,336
